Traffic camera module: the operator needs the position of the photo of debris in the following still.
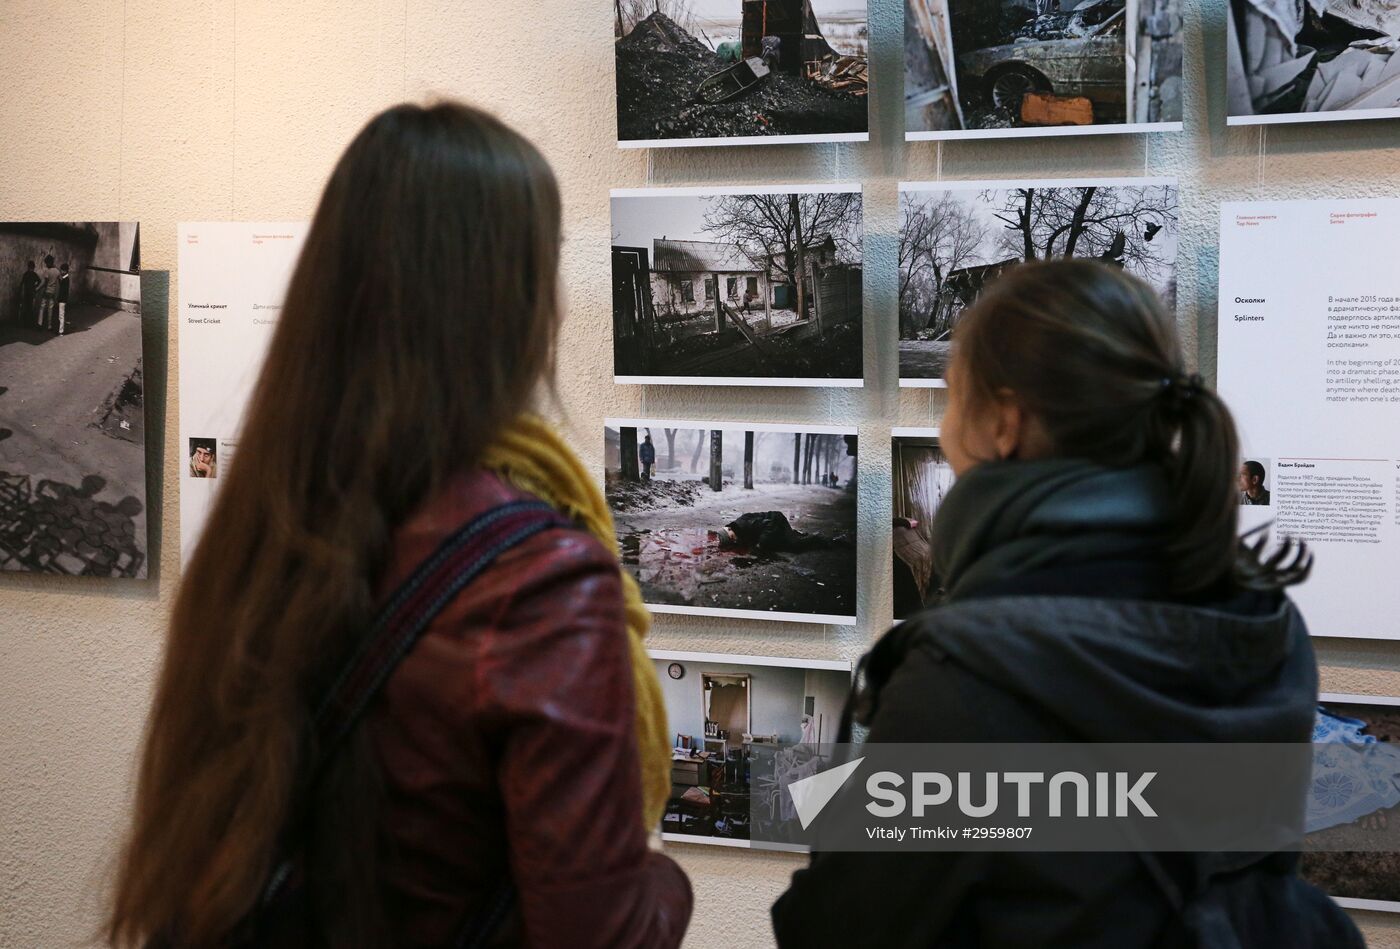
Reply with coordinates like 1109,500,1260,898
905,0,1183,138
1301,694,1400,912
0,223,147,577
898,179,1178,385
892,429,954,620
652,650,851,847
613,186,863,386
615,0,869,146
606,420,858,624
1228,0,1400,124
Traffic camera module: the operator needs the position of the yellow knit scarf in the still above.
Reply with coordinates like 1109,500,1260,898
482,415,670,829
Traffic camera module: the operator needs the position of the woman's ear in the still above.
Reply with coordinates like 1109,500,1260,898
992,389,1025,461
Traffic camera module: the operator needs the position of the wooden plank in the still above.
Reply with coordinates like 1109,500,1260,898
1021,91,1094,127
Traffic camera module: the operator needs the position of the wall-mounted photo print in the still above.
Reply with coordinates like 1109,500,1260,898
1239,457,1271,507
0,222,147,578
651,649,852,847
178,222,308,565
898,178,1178,386
606,420,858,624
892,428,955,620
905,0,1183,140
616,0,870,148
1228,0,1400,126
613,186,863,387
1302,694,1400,912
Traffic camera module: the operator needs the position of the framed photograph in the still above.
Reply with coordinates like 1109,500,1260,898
606,419,858,624
1228,0,1400,126
0,222,147,578
650,649,853,847
905,0,1184,140
891,428,954,620
615,1,870,148
613,185,864,387
1302,693,1400,912
897,177,1178,387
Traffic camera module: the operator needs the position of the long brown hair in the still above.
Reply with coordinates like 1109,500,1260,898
108,101,562,947
950,259,1307,596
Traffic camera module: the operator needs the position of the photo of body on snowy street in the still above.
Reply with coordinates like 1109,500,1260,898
605,420,857,623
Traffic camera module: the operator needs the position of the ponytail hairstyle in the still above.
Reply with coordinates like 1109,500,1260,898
107,101,563,948
950,259,1308,596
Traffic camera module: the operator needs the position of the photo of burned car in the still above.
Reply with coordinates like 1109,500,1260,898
906,0,1182,137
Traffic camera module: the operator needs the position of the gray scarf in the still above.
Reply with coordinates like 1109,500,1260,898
930,458,1172,602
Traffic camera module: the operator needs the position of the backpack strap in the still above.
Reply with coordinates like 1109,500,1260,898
254,499,571,933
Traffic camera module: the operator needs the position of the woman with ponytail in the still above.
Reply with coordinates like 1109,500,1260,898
107,102,691,948
773,260,1360,947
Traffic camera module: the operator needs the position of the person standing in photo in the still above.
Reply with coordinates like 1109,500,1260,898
55,262,70,335
37,254,59,332
773,261,1361,948
640,433,656,482
19,259,40,326
107,102,691,949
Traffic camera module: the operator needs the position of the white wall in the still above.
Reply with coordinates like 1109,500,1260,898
3,1,1400,946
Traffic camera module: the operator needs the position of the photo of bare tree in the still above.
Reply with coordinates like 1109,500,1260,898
905,0,1183,139
898,179,1178,385
613,186,863,386
616,0,869,147
606,420,857,623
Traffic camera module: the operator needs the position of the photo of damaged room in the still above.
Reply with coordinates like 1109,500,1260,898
1302,694,1400,912
892,429,955,620
1228,0,1400,124
605,420,858,624
898,179,1178,385
615,0,869,146
652,650,852,847
905,0,1183,139
612,186,863,386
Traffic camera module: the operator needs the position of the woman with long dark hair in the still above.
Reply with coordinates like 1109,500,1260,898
107,102,691,948
773,260,1361,947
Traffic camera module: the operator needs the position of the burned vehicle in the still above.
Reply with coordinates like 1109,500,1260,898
956,0,1127,118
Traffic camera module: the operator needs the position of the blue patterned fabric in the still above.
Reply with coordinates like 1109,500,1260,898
1306,706,1400,833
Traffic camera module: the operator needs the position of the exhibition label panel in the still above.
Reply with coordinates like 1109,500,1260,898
178,223,308,564
1218,199,1400,640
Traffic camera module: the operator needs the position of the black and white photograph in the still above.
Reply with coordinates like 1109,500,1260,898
606,419,858,624
615,0,869,147
905,0,1184,140
613,186,863,386
1239,457,1271,506
1302,694,1400,913
1228,0,1400,125
892,428,955,620
0,222,146,578
898,178,1178,386
652,649,852,847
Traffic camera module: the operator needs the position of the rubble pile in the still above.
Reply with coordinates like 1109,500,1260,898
608,477,708,514
616,12,867,142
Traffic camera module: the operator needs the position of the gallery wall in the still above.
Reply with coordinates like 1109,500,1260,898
3,0,1400,946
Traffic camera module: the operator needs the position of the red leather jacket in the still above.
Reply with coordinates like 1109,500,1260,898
367,471,692,947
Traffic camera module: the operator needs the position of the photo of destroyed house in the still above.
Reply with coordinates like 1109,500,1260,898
615,0,869,146
605,419,858,623
0,222,147,578
651,649,852,847
898,178,1178,385
1228,0,1400,124
613,185,863,385
1301,694,1400,913
905,0,1183,138
892,429,955,620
